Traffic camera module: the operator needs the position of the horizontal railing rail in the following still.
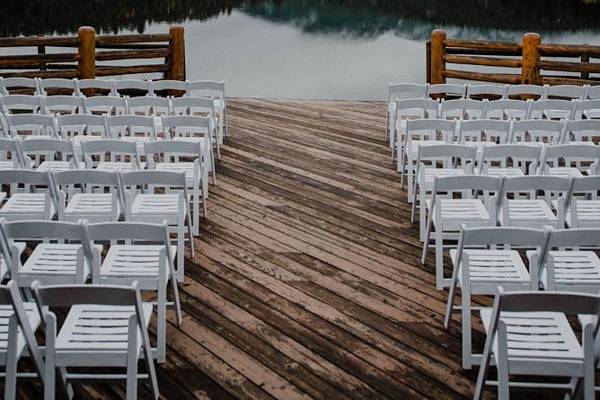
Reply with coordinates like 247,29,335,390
0,26,185,82
427,29,600,87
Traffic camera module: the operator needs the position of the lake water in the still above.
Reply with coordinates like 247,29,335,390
2,0,600,100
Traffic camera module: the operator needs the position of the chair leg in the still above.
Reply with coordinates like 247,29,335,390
4,317,19,400
126,316,139,400
44,316,57,400
192,188,200,236
435,228,444,290
497,321,510,400
177,222,185,283
157,279,167,363
171,273,183,326
461,288,472,370
421,213,433,265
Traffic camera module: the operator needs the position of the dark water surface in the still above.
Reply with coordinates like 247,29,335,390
2,1,600,99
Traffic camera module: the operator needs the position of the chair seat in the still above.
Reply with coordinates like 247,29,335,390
544,110,573,120
546,167,582,178
567,200,600,227
100,244,177,284
0,161,18,171
36,161,85,173
0,302,41,356
154,162,199,186
502,200,556,227
449,249,530,291
17,243,97,285
131,194,185,217
480,309,583,375
421,168,466,184
65,193,118,219
480,167,524,178
54,303,153,367
541,251,600,292
0,193,55,217
96,161,145,173
432,199,491,226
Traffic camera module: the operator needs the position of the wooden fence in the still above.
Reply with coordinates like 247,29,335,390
0,26,185,80
427,29,600,86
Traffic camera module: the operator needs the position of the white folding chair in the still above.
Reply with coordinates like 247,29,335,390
127,96,171,117
186,80,226,141
499,175,573,229
543,84,587,100
1,95,44,115
162,115,216,184
426,83,466,99
588,85,600,100
57,114,109,157
392,98,439,154
474,290,600,400
573,99,600,120
562,119,600,144
466,84,507,100
145,140,207,235
74,78,115,96
120,170,194,282
530,99,576,120
563,176,600,229
0,280,44,400
400,118,456,190
532,228,600,293
458,119,511,144
411,144,476,241
20,138,83,172
106,115,157,157
505,84,544,100
81,139,142,172
478,144,541,178
170,96,220,158
421,175,503,289
0,170,58,221
439,98,486,121
386,83,427,140
444,226,547,369
41,95,85,116
0,220,92,287
510,119,563,144
7,114,58,139
38,78,78,96
150,80,187,97
0,77,40,96
32,282,159,400
84,96,128,116
483,99,531,120
53,170,122,223
0,138,26,170
539,144,599,178
113,79,152,97
82,221,182,364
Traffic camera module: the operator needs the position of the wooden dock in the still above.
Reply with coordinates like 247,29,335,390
11,98,540,399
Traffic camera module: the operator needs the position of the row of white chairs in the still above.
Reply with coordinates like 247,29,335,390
399,118,600,190
0,95,223,156
420,174,600,289
389,98,600,152
0,76,227,144
444,225,600,399
0,168,197,280
0,220,185,398
0,114,217,180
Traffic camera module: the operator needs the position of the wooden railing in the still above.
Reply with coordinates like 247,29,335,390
0,26,185,80
427,29,600,86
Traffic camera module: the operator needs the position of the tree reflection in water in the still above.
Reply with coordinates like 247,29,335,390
1,0,599,39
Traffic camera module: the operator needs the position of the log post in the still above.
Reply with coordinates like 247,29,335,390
77,26,96,95
426,41,432,84
430,30,446,85
168,26,185,81
581,54,590,80
521,32,541,85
